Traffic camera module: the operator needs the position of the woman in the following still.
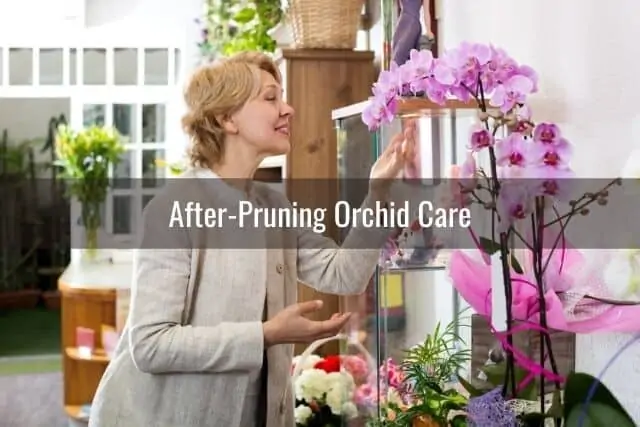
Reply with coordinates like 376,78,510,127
88,51,416,427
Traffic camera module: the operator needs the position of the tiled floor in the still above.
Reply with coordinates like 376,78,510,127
0,371,67,427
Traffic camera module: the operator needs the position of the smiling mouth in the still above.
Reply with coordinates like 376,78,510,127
276,125,290,136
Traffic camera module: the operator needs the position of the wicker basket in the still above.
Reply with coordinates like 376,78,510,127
286,0,364,49
291,333,376,380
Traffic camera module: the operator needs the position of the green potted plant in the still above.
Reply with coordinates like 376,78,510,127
54,124,124,262
199,0,283,60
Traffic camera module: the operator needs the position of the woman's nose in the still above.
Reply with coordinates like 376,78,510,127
281,102,295,117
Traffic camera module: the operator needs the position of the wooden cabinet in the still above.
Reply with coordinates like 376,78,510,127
58,262,132,424
275,49,375,355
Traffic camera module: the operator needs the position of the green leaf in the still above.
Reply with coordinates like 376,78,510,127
450,414,467,427
479,362,506,386
456,374,488,397
563,372,633,422
479,362,538,400
233,7,256,24
479,237,501,254
565,402,636,427
545,388,563,418
510,252,524,274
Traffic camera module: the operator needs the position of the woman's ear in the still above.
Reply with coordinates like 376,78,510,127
216,114,239,135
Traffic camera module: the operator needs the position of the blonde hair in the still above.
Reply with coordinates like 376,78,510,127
181,52,281,168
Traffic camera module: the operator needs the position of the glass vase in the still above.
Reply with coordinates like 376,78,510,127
81,202,101,263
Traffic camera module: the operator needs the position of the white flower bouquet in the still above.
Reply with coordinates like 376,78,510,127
291,335,375,426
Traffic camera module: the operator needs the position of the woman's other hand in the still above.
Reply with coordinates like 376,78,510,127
368,119,417,198
262,300,352,346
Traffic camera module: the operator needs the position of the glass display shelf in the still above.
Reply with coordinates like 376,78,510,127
331,97,480,424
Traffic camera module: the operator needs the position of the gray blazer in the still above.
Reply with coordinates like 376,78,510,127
88,168,391,427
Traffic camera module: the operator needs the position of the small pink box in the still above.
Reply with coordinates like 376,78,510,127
76,327,95,358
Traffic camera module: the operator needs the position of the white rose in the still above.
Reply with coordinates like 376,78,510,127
326,371,355,394
324,372,357,415
295,369,329,402
342,401,358,419
294,405,313,425
325,387,346,415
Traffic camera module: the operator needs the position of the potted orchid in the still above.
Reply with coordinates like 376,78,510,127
362,42,635,425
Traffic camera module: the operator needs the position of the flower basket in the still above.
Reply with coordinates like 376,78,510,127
285,0,364,49
292,333,376,426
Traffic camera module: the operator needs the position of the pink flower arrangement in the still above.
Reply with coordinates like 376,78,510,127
362,43,538,132
341,354,369,384
355,358,412,408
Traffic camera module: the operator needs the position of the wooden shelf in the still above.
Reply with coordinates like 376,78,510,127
65,347,110,363
332,97,481,121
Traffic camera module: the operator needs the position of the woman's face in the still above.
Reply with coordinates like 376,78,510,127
231,70,294,157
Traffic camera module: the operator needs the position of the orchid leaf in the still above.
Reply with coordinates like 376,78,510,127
545,388,563,418
456,374,488,397
563,372,633,423
510,253,524,274
479,237,501,255
565,402,635,427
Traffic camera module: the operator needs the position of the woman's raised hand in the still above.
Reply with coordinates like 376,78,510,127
262,300,352,346
368,120,417,197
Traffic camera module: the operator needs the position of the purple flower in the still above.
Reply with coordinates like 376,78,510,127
442,42,492,95
530,168,575,200
533,122,562,144
466,387,517,427
359,42,540,132
497,181,534,231
362,97,397,131
529,138,572,170
490,74,535,113
495,133,529,167
469,125,493,152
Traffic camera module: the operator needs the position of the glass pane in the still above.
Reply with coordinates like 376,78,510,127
112,149,135,189
174,48,181,83
114,48,137,85
39,48,63,85
144,48,168,85
0,48,3,84
142,149,165,188
9,48,32,85
113,104,136,142
83,104,106,127
69,48,77,85
83,48,106,85
142,104,166,143
112,195,133,234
